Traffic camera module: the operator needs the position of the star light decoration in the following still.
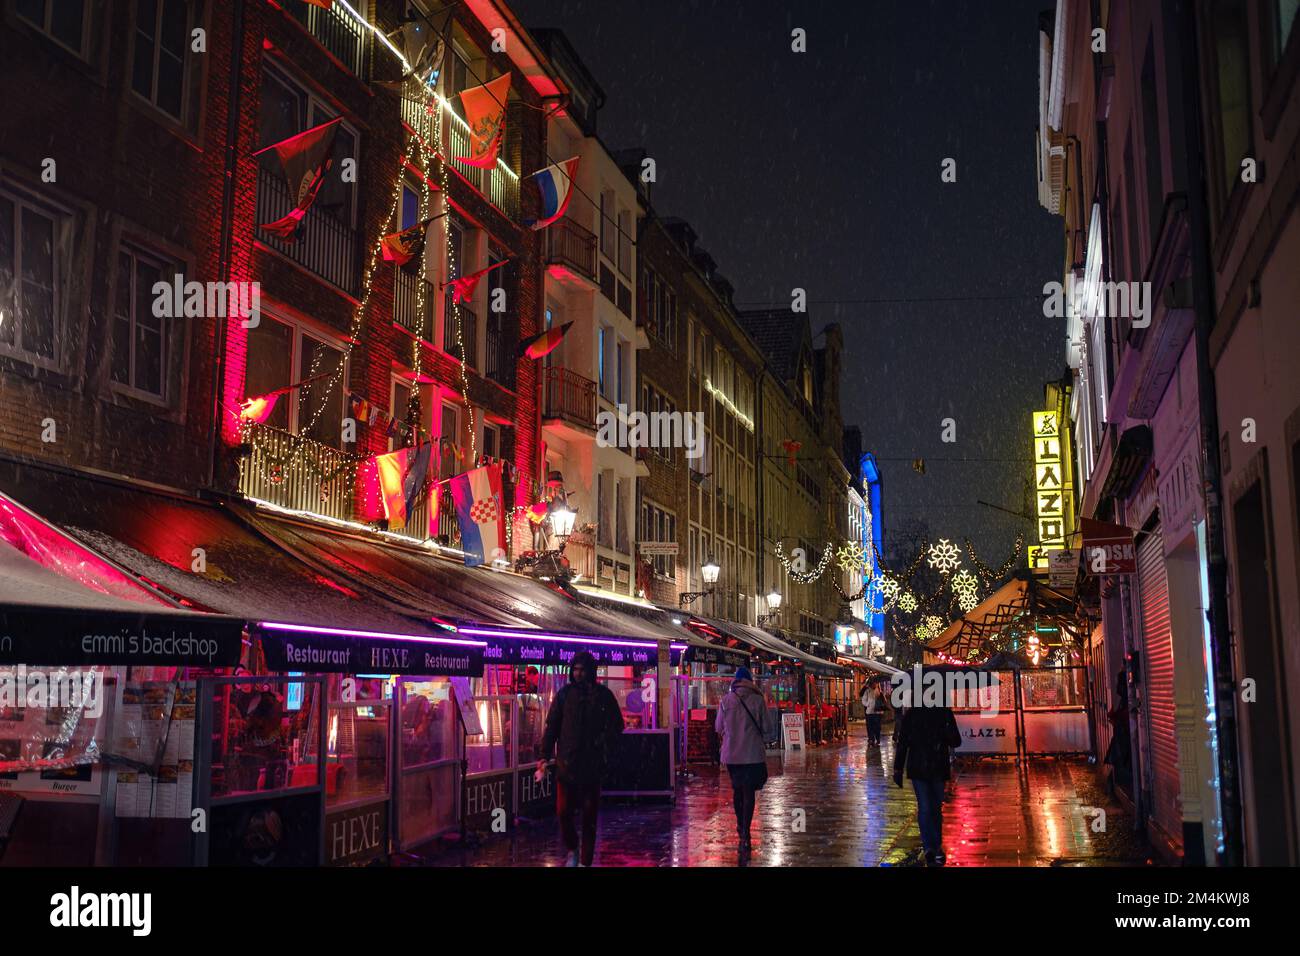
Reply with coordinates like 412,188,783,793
897,590,918,613
927,538,962,574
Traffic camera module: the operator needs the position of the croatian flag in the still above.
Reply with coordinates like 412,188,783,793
525,156,579,231
450,463,506,567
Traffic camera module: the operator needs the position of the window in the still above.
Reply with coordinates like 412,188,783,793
447,45,472,118
243,316,346,447
617,207,631,276
1210,0,1252,215
259,67,358,227
641,502,677,578
1267,0,1299,69
132,0,196,123
0,188,62,363
439,403,460,479
616,338,627,404
16,0,89,57
482,422,499,460
597,325,610,398
599,189,616,261
112,246,171,398
391,379,413,452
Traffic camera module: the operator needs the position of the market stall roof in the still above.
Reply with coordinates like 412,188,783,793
0,496,243,667
838,654,906,677
691,616,849,676
926,574,1091,663
0,469,447,639
241,504,689,644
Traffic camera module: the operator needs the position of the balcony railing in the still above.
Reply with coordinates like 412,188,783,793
444,291,477,368
290,0,368,76
404,77,520,221
546,217,596,282
542,366,596,431
485,312,510,387
395,267,433,341
238,422,354,523
257,165,358,294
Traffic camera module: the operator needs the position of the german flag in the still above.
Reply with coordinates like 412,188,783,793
517,321,573,360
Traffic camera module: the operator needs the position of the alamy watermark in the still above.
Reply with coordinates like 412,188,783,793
153,274,261,328
1043,275,1151,328
596,404,705,459
889,665,1001,717
0,666,105,719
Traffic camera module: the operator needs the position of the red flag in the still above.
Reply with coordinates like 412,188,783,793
301,0,333,8
518,321,572,360
455,74,511,169
254,117,342,240
382,215,442,268
446,258,509,303
239,393,279,425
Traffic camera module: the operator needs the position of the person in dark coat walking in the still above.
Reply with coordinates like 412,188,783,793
892,691,962,866
538,651,624,866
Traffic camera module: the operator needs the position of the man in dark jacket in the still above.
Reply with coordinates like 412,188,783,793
892,694,962,866
537,651,624,866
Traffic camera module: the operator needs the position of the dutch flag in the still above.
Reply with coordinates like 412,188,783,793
450,463,507,567
525,156,580,231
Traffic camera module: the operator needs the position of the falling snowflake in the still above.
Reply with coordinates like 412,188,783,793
952,569,978,596
897,591,918,613
958,591,978,613
927,538,962,573
837,542,866,572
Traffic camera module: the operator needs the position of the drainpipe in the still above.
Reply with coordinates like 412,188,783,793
1177,0,1242,867
209,0,247,492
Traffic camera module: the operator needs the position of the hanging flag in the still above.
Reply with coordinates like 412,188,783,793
347,393,371,422
376,448,411,528
253,117,343,240
781,438,802,467
239,393,280,425
455,74,511,169
428,479,444,540
445,258,509,304
403,443,432,520
402,16,445,83
450,464,506,567
381,212,446,269
517,320,573,360
301,0,333,8
524,156,579,230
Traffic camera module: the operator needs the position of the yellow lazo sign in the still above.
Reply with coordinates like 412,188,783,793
1031,410,1066,570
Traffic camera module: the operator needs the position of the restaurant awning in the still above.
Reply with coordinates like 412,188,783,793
690,616,849,677
0,468,451,639
837,654,906,677
0,493,243,668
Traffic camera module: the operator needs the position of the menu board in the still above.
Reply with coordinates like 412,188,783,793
0,666,107,795
112,681,197,819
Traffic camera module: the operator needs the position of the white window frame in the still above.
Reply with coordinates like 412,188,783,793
0,185,68,370
111,243,174,404
16,0,91,59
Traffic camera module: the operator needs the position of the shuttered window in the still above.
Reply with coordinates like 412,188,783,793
1137,524,1181,851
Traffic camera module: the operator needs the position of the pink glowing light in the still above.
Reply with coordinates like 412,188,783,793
257,620,487,647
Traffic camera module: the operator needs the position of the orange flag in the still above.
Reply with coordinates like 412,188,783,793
376,448,410,528
456,74,511,168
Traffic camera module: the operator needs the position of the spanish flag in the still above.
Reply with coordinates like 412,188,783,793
455,74,511,169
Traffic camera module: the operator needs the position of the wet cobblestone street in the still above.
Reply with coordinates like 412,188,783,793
426,724,1155,867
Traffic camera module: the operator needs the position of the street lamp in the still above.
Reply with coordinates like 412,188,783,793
679,556,721,608
548,494,577,542
757,586,782,625
515,490,577,583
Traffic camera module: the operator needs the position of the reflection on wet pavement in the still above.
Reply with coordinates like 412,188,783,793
424,724,1154,867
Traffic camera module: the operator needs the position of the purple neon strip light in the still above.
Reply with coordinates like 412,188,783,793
456,626,672,651
258,621,486,648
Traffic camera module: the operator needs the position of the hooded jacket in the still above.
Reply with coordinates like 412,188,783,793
539,651,625,786
714,679,776,765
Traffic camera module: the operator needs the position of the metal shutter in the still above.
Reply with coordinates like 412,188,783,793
1137,525,1181,850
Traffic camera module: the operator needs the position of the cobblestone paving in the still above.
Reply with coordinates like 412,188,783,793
424,724,1154,867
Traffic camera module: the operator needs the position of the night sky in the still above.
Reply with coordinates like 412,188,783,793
513,0,1063,561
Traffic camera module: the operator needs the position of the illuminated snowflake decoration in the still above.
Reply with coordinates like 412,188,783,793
958,591,979,613
897,590,918,614
927,538,962,573
878,575,900,599
951,569,978,597
925,615,943,634
837,541,866,572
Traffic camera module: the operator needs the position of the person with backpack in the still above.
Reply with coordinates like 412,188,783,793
537,651,624,867
892,682,962,866
714,666,777,853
